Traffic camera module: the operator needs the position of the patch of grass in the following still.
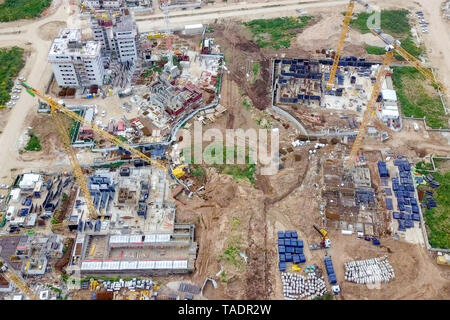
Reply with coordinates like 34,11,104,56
313,292,334,300
186,144,257,184
191,164,206,177
0,47,25,105
221,164,256,184
421,171,450,249
220,237,244,268
415,161,434,173
0,0,52,22
244,16,312,50
231,217,241,231
351,10,424,60
24,134,42,151
398,36,424,59
392,66,448,129
51,216,59,225
61,273,69,284
242,99,251,110
365,45,386,55
220,271,227,283
252,62,260,76
350,9,410,37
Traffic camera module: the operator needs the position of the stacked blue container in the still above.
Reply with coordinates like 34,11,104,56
278,230,305,270
392,159,421,231
377,161,390,178
324,256,337,284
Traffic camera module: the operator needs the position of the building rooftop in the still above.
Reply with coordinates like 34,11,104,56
49,28,101,59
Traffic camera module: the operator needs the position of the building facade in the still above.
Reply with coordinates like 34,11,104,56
83,0,123,10
48,29,105,88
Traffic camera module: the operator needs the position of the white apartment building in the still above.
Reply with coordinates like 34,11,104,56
48,29,105,88
90,10,138,62
83,0,122,10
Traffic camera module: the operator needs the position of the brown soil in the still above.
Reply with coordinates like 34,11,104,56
37,21,66,41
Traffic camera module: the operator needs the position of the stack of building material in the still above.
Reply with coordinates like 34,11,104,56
278,230,305,271
344,256,395,284
324,256,337,284
392,160,420,231
281,272,327,300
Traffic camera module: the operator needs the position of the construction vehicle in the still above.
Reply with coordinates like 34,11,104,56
0,258,39,300
147,33,166,39
22,82,168,221
172,164,185,178
291,264,302,272
327,0,372,90
309,225,331,250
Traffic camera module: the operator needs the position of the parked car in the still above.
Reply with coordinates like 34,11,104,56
18,76,26,81
11,95,20,100
0,184,10,189
102,110,107,117
5,101,15,107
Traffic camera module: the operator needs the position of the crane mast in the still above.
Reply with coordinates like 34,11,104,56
327,0,355,91
345,50,394,166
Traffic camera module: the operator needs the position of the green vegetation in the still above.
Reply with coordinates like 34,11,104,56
0,0,51,22
252,62,260,77
231,217,241,231
172,56,180,67
151,65,162,73
51,217,59,225
24,134,42,151
351,10,424,59
220,238,244,268
244,16,312,49
61,193,68,202
0,47,25,105
61,273,69,284
396,36,424,59
392,66,448,129
365,45,386,55
220,271,227,283
421,171,450,249
47,285,62,295
313,292,334,300
350,9,410,37
191,164,206,177
415,161,434,173
242,99,251,110
184,144,257,184
68,110,83,142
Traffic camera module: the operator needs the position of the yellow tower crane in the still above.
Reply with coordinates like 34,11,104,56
22,82,168,220
1,258,39,300
327,0,372,91
345,28,449,165
345,50,394,166
370,29,447,94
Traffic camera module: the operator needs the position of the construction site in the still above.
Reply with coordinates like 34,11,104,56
0,0,449,303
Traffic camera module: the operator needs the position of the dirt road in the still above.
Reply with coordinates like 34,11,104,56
415,0,450,100
0,0,77,182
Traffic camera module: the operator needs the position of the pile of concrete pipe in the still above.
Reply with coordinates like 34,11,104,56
281,272,327,300
344,255,395,285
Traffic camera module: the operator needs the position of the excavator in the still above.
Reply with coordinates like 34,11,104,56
309,225,331,250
